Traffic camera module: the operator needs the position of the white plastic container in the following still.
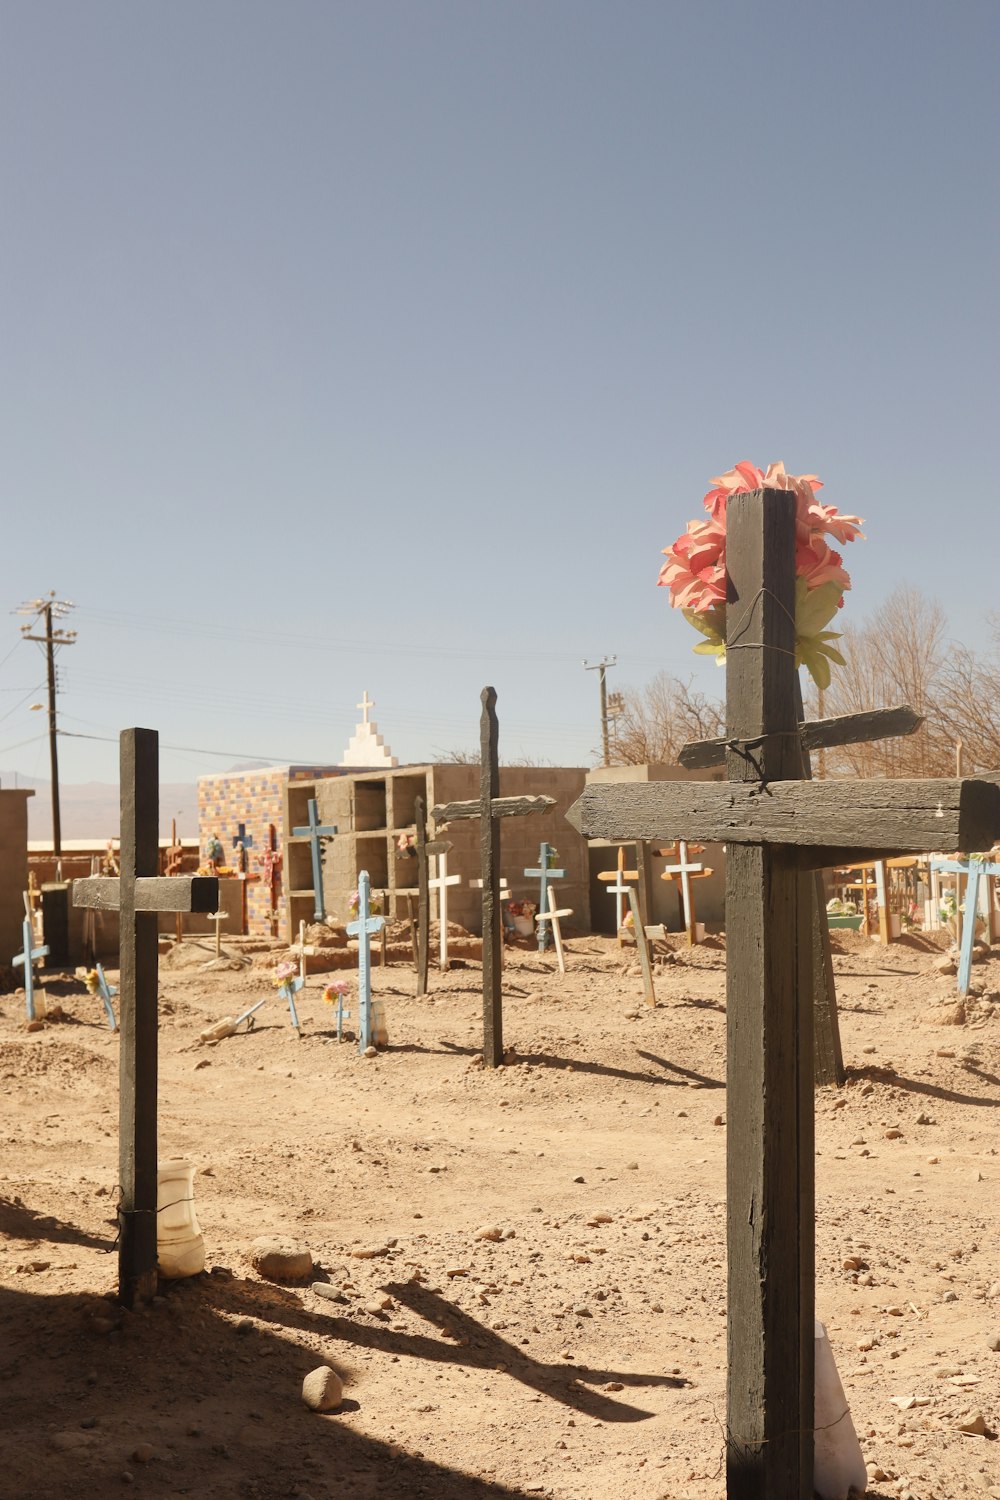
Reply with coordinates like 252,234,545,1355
814,1318,867,1500
156,1159,206,1279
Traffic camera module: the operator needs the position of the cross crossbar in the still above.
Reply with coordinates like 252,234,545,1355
74,876,220,913
678,703,925,769
431,794,555,824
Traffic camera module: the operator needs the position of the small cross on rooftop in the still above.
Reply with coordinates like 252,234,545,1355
357,690,374,724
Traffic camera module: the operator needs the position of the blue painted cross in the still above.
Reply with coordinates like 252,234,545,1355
232,823,254,851
292,798,338,920
346,870,385,1053
92,963,118,1030
335,993,351,1043
13,914,49,1022
523,842,565,952
930,855,1000,996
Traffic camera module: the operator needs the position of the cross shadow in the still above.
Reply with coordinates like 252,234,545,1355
674,996,726,1013
847,1064,1000,1108
256,1277,685,1422
637,1050,725,1089
0,1196,114,1252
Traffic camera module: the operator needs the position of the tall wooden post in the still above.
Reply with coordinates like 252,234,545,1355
414,797,430,998
481,688,502,1067
119,728,161,1308
725,492,813,1497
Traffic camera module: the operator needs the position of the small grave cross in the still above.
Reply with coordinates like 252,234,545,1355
81,962,118,1030
290,918,319,982
292,798,337,921
413,796,452,995
346,870,385,1053
535,887,572,973
660,839,711,946
428,848,462,970
431,687,555,1067
523,842,565,952
73,728,218,1306
930,854,1000,995
13,903,49,1022
597,845,638,940
568,490,1000,1498
206,909,228,961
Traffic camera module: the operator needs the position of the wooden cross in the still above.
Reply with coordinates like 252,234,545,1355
430,687,555,1067
290,917,319,981
597,845,638,940
413,796,452,996
73,728,218,1306
292,798,337,921
568,490,1000,1498
660,839,712,946
165,819,186,942
931,854,1000,995
626,885,656,1005
523,842,565,952
81,962,118,1030
346,870,385,1052
13,906,49,1022
260,823,283,937
206,908,228,960
535,886,572,973
680,696,925,1087
428,848,461,970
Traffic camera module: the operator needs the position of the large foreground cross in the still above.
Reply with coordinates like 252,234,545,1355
568,491,1000,1498
74,729,219,1307
431,687,554,1067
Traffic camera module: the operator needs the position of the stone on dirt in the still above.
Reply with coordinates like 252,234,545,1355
301,1366,343,1412
249,1238,313,1281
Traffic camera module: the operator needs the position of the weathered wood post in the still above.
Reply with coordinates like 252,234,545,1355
73,729,218,1306
723,490,813,1497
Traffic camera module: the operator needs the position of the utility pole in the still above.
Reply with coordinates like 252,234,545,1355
17,594,76,860
583,656,617,767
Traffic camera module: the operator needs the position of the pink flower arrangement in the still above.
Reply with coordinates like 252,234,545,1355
658,461,865,687
323,980,350,1004
273,960,297,987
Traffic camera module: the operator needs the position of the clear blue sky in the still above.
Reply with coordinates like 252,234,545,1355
2,1,997,789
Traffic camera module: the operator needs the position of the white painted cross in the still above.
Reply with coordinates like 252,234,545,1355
660,839,711,946
535,886,572,974
428,850,462,970
206,909,228,960
357,690,374,725
598,846,638,937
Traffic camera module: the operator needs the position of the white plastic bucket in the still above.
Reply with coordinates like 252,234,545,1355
156,1158,206,1279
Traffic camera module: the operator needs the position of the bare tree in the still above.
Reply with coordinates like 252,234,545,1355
609,673,724,766
936,617,1000,772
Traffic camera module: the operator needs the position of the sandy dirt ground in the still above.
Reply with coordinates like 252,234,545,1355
1,924,998,1500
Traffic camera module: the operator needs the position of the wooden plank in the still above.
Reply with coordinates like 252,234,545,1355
414,796,430,998
431,793,554,824
626,886,655,1009
634,840,658,1006
678,703,924,769
481,688,503,1068
73,875,219,913
118,728,160,1309
567,776,1000,853
724,490,812,1498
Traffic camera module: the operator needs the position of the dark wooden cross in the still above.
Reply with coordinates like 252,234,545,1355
412,795,452,997
430,687,555,1067
568,491,1000,1499
73,729,219,1308
678,700,924,1086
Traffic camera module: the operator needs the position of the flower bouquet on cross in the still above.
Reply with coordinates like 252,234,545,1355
396,833,417,857
322,979,350,1005
272,960,297,988
658,461,865,688
349,888,383,916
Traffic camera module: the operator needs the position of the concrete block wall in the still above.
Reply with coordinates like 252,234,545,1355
198,764,342,934
0,790,33,964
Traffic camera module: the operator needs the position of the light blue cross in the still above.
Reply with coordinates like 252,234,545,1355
13,916,49,1022
930,855,1000,996
292,798,338,920
346,870,385,1053
523,842,565,952
93,963,118,1030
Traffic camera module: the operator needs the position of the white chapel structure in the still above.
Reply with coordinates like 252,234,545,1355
340,691,399,769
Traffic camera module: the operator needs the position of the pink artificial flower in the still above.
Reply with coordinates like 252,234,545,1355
657,515,727,610
795,534,851,594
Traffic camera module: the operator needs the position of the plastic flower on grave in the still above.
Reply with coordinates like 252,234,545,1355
323,980,350,1004
658,461,865,688
348,889,383,916
273,960,297,987
506,899,537,918
396,832,416,855
83,969,100,995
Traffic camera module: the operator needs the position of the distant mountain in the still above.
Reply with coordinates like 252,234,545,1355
1,772,199,842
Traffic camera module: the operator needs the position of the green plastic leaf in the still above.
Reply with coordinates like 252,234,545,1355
795,578,844,636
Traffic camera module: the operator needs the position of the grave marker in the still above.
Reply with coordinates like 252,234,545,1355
80,962,118,1030
206,909,228,960
535,886,572,973
73,728,218,1306
290,918,318,982
13,905,49,1021
931,854,1000,995
428,848,462,970
568,489,1000,1497
413,797,452,995
347,870,385,1052
523,842,565,952
431,687,555,1067
292,798,337,921
660,839,711,946
597,845,638,940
